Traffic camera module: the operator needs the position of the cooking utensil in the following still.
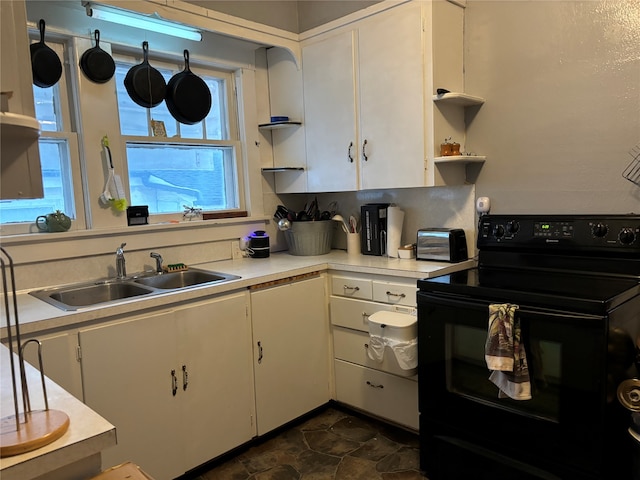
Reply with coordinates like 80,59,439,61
124,41,166,108
79,30,115,84
165,50,212,125
277,218,291,231
30,19,62,88
331,214,350,234
349,215,358,233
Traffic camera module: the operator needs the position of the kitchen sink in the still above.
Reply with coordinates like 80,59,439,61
133,269,239,290
29,268,240,311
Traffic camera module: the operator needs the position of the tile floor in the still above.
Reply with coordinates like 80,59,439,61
194,405,428,479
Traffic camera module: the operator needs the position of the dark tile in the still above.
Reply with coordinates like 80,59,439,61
349,435,401,462
240,447,298,475
296,449,341,476
381,471,429,480
304,430,361,457
335,456,383,480
330,416,378,443
376,447,421,473
300,408,349,432
253,464,301,480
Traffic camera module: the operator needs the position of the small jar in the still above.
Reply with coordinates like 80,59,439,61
440,143,452,156
451,143,461,155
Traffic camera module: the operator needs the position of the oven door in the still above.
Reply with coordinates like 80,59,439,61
418,291,610,480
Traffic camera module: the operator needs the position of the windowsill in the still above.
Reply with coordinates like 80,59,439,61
0,214,270,248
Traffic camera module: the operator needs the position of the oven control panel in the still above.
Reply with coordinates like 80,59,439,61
478,214,640,250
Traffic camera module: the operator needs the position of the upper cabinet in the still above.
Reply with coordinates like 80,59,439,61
296,0,485,192
0,0,43,199
303,2,427,192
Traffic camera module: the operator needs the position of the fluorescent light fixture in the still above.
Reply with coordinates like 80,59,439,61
85,3,202,41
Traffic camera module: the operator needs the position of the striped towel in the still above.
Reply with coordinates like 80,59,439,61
485,303,531,400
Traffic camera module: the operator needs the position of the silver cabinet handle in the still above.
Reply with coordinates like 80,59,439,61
362,312,370,322
348,142,354,163
362,139,368,161
171,369,178,396
257,341,263,364
343,285,360,292
366,381,384,389
386,291,406,298
182,365,189,391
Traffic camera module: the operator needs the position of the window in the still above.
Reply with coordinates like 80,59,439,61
114,55,242,216
0,42,84,233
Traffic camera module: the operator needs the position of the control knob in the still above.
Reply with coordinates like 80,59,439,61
592,223,608,238
506,221,520,235
493,224,505,239
618,228,636,245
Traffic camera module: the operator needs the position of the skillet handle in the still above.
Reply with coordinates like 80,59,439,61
38,19,46,44
94,29,100,47
183,50,191,72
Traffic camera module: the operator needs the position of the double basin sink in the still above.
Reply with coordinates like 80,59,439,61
30,268,240,311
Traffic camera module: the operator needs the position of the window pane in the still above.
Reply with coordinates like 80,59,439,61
126,143,238,214
0,139,75,224
33,84,61,132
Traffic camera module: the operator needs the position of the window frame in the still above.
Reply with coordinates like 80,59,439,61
112,50,246,223
0,40,87,236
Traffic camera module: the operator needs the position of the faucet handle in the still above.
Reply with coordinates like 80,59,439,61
117,242,126,254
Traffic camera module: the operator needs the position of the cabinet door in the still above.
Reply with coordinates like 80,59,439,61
20,331,83,400
358,3,426,190
251,276,330,435
303,30,359,192
79,311,182,480
177,293,255,469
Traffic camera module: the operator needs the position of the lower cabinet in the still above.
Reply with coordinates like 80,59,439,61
78,292,255,480
250,274,331,435
10,330,83,401
330,272,419,430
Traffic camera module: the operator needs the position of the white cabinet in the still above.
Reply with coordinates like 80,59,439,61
250,275,330,435
329,272,419,430
303,2,425,192
19,331,83,401
0,0,43,199
78,292,255,480
302,0,479,191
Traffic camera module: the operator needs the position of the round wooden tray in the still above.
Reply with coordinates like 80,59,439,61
1,409,70,457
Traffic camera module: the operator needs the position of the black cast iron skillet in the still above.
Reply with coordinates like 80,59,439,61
165,50,212,125
80,30,115,84
124,41,166,108
30,19,62,88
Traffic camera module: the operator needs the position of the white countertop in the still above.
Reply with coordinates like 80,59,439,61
0,345,116,480
2,250,475,339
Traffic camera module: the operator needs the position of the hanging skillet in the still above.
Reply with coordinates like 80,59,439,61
165,50,212,125
124,41,166,108
30,19,62,88
80,30,115,84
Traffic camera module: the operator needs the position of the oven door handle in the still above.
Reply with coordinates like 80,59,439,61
418,292,602,320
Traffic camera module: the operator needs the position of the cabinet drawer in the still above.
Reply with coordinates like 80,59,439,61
331,275,372,300
333,326,417,378
372,281,417,306
330,296,394,331
334,359,418,430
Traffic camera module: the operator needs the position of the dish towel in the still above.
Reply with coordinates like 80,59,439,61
367,335,418,370
485,303,532,400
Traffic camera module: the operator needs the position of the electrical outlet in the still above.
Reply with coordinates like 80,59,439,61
231,240,243,259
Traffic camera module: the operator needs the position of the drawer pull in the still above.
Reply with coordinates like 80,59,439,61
171,369,178,396
366,381,384,389
182,365,189,391
343,285,360,292
386,291,406,298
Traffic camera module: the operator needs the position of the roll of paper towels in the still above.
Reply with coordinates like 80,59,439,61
386,206,405,258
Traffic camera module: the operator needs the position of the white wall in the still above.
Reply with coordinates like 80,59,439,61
465,0,640,213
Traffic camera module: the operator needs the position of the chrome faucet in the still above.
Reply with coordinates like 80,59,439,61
150,252,163,274
115,243,127,279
